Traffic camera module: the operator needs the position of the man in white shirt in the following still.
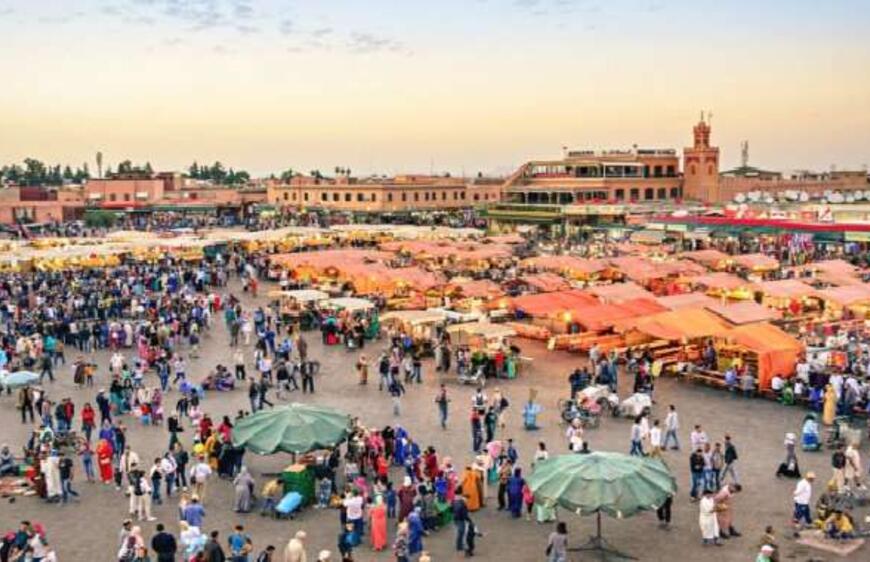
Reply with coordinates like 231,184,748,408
343,490,365,540
690,425,708,452
795,360,810,384
792,472,814,530
663,405,680,450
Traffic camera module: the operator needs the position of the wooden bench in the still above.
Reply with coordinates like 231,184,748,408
681,369,727,388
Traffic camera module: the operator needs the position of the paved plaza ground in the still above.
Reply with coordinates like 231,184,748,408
1,282,867,562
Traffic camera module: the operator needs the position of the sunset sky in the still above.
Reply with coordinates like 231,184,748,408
1,0,868,177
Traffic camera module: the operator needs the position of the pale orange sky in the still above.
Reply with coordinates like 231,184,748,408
1,0,868,176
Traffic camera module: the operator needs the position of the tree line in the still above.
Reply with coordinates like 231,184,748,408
1,159,91,186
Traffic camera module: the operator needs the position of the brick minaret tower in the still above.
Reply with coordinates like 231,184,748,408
683,112,720,203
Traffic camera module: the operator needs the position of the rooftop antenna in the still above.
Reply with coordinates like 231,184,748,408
740,141,749,168
699,110,705,123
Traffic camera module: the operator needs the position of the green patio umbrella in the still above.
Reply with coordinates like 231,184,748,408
529,452,676,559
232,403,350,455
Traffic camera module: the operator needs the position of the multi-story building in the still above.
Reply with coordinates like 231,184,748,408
503,147,682,205
266,174,502,213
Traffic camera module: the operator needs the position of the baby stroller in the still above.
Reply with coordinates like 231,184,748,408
801,413,822,452
273,491,303,520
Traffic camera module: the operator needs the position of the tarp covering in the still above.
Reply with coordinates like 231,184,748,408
656,292,719,311
689,272,748,291
566,298,667,332
587,282,656,304
446,322,516,340
380,309,447,326
509,289,599,317
449,279,504,299
751,279,818,300
520,273,571,293
723,323,802,389
706,301,782,324
519,255,608,277
621,308,730,341
815,284,870,306
609,257,706,283
679,249,732,269
733,253,779,271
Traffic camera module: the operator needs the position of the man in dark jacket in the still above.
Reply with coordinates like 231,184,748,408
722,434,740,485
150,523,178,562
203,530,226,562
452,495,469,553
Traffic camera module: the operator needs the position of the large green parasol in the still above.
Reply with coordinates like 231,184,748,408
529,452,677,559
232,403,350,455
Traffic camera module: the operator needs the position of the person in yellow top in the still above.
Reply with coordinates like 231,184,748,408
822,384,837,426
260,478,283,516
824,510,855,539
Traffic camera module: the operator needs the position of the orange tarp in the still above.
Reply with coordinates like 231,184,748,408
706,301,782,325
656,292,719,311
520,273,571,293
816,284,870,306
689,272,748,291
380,240,511,262
509,289,599,317
571,298,667,331
733,253,779,271
271,249,394,270
450,279,504,299
620,308,730,341
724,323,802,389
751,279,818,300
680,249,732,269
587,282,656,304
519,256,608,277
609,257,706,283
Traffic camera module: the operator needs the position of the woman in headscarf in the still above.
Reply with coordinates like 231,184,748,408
96,438,115,484
459,465,482,512
407,506,425,557
506,467,525,518
369,494,388,551
232,466,255,513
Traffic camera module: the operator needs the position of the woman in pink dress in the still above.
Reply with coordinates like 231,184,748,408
369,495,388,551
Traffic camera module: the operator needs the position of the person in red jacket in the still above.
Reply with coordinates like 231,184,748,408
80,403,96,442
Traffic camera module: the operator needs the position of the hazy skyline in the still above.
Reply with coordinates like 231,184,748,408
1,0,868,177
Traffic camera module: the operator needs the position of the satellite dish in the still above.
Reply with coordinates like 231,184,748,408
845,193,855,204
734,193,746,203
799,192,809,202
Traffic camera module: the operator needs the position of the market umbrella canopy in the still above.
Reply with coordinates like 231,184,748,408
529,452,676,518
1,370,40,389
232,403,351,455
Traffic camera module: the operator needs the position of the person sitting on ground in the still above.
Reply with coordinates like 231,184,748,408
824,510,855,540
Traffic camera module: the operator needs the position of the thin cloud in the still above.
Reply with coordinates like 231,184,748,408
347,32,405,55
279,18,294,35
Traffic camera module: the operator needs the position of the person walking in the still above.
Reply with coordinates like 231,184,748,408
452,495,469,553
435,385,450,429
545,522,568,562
151,523,178,562
722,434,739,485
663,404,679,450
792,472,815,533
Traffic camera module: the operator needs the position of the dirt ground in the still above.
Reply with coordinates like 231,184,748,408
1,280,867,562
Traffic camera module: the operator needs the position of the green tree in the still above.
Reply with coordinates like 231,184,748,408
279,168,294,182
62,166,74,181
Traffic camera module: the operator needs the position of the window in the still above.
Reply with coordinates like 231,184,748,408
473,194,479,201
413,193,418,202
484,194,489,200
442,191,447,200
283,192,289,201
654,165,662,177
657,187,666,199
453,192,458,200
690,165,696,175
345,193,351,202
670,187,680,199
123,194,130,202
644,188,654,200
304,193,309,202
644,166,651,178
402,193,407,202
356,193,364,202
424,192,429,201
708,165,713,175
630,188,639,200
371,193,377,202
332,193,339,202
292,193,297,201
615,188,625,201
667,165,675,177
388,193,393,202
460,192,466,200
109,193,116,202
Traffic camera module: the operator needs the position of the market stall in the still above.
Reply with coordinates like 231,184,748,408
716,323,803,390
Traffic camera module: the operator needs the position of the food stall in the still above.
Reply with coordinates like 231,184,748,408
446,322,526,379
379,309,448,355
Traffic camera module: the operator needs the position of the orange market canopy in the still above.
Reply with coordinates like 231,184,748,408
679,249,732,270
509,290,599,317
732,253,779,271
449,279,504,299
815,284,870,307
519,255,609,278
271,249,393,271
722,323,802,389
706,301,782,325
574,299,667,331
609,257,706,283
587,282,656,304
520,273,572,293
656,292,719,311
688,272,748,291
619,308,730,341
751,279,818,300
